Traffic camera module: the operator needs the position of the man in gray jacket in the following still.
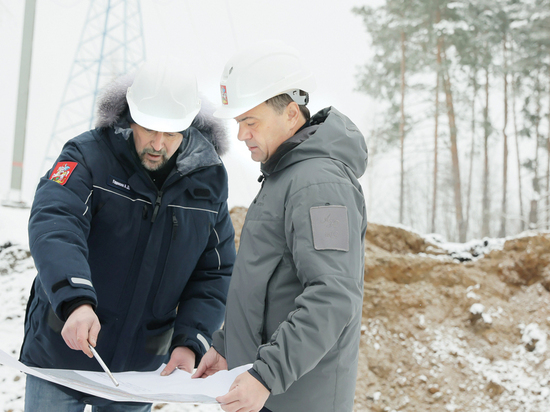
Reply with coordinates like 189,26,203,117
193,41,368,412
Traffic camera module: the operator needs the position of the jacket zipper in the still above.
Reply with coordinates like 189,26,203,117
253,174,266,204
144,158,221,224
172,212,179,239
151,190,163,223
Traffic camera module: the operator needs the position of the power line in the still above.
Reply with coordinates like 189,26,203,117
47,0,86,8
224,0,238,50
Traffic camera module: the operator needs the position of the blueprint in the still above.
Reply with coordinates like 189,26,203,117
0,348,251,403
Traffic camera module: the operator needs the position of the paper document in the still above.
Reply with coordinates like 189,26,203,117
0,348,251,404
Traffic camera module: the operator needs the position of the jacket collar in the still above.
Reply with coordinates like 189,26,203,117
262,107,368,180
261,120,315,176
103,124,222,184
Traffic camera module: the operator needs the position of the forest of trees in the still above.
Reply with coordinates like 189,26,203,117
354,0,550,242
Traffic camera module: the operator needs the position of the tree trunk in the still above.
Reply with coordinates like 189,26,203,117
499,36,509,237
441,45,465,242
482,67,491,237
512,73,525,231
399,30,406,224
432,36,442,234
546,68,550,229
466,70,477,239
529,74,542,229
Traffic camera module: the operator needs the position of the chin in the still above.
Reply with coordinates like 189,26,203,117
142,162,160,171
140,157,166,171
251,154,266,163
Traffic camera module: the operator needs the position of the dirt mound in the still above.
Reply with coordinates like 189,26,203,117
480,233,550,289
229,206,248,251
365,223,445,255
229,208,550,411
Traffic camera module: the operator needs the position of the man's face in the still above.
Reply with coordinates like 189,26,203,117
235,103,292,163
130,123,183,171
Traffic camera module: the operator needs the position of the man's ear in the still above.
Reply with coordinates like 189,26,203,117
285,102,301,128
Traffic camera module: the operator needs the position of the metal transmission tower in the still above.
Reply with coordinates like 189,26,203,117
43,0,145,170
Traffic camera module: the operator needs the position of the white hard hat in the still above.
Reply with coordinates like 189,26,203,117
213,41,316,119
126,57,201,132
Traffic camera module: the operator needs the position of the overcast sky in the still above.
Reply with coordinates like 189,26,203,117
0,0,375,208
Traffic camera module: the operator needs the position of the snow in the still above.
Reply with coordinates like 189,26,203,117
470,303,485,315
386,222,508,262
482,313,493,324
423,233,506,262
433,19,472,34
520,323,547,354
446,2,465,9
425,326,550,410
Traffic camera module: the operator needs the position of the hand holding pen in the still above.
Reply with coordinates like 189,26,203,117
61,304,101,358
59,304,118,386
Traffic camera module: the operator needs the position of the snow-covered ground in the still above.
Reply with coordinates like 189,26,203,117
0,205,222,411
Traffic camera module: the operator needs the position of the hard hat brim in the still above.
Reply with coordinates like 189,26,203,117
128,99,201,132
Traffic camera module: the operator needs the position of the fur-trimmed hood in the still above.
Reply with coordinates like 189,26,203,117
94,74,230,156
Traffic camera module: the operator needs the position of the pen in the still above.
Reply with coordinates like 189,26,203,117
88,344,119,387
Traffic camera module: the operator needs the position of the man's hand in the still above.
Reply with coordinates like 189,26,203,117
61,304,100,358
191,347,227,378
216,371,270,412
161,346,196,375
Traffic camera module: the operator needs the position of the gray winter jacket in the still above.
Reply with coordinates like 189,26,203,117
212,107,368,412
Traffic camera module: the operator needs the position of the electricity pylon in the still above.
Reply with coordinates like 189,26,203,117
43,0,146,171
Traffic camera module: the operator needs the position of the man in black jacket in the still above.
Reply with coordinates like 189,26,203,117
21,57,236,411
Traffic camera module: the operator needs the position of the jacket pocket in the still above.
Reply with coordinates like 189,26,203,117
144,321,175,356
47,306,65,333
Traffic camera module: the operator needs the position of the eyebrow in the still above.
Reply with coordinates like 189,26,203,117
236,116,254,123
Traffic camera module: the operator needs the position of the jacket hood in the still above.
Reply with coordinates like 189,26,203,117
95,74,229,156
268,107,368,179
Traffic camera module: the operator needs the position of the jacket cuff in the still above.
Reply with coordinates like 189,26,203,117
211,328,226,358
170,334,197,367
171,330,212,368
61,298,96,321
249,368,271,391
169,342,201,368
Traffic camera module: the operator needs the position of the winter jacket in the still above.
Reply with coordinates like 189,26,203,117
20,76,236,380
212,107,368,412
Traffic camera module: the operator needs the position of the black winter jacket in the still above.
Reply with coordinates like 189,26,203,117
20,78,235,376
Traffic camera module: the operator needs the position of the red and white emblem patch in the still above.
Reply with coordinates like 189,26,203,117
221,85,228,105
49,162,78,185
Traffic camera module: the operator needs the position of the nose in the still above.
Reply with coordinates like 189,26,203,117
150,132,164,152
237,123,251,141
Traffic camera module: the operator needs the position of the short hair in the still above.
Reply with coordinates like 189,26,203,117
265,92,311,121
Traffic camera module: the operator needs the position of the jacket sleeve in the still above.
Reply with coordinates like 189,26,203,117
28,140,97,321
211,325,226,358
252,180,366,395
171,200,235,361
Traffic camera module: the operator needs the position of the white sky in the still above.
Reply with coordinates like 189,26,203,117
0,0,376,208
